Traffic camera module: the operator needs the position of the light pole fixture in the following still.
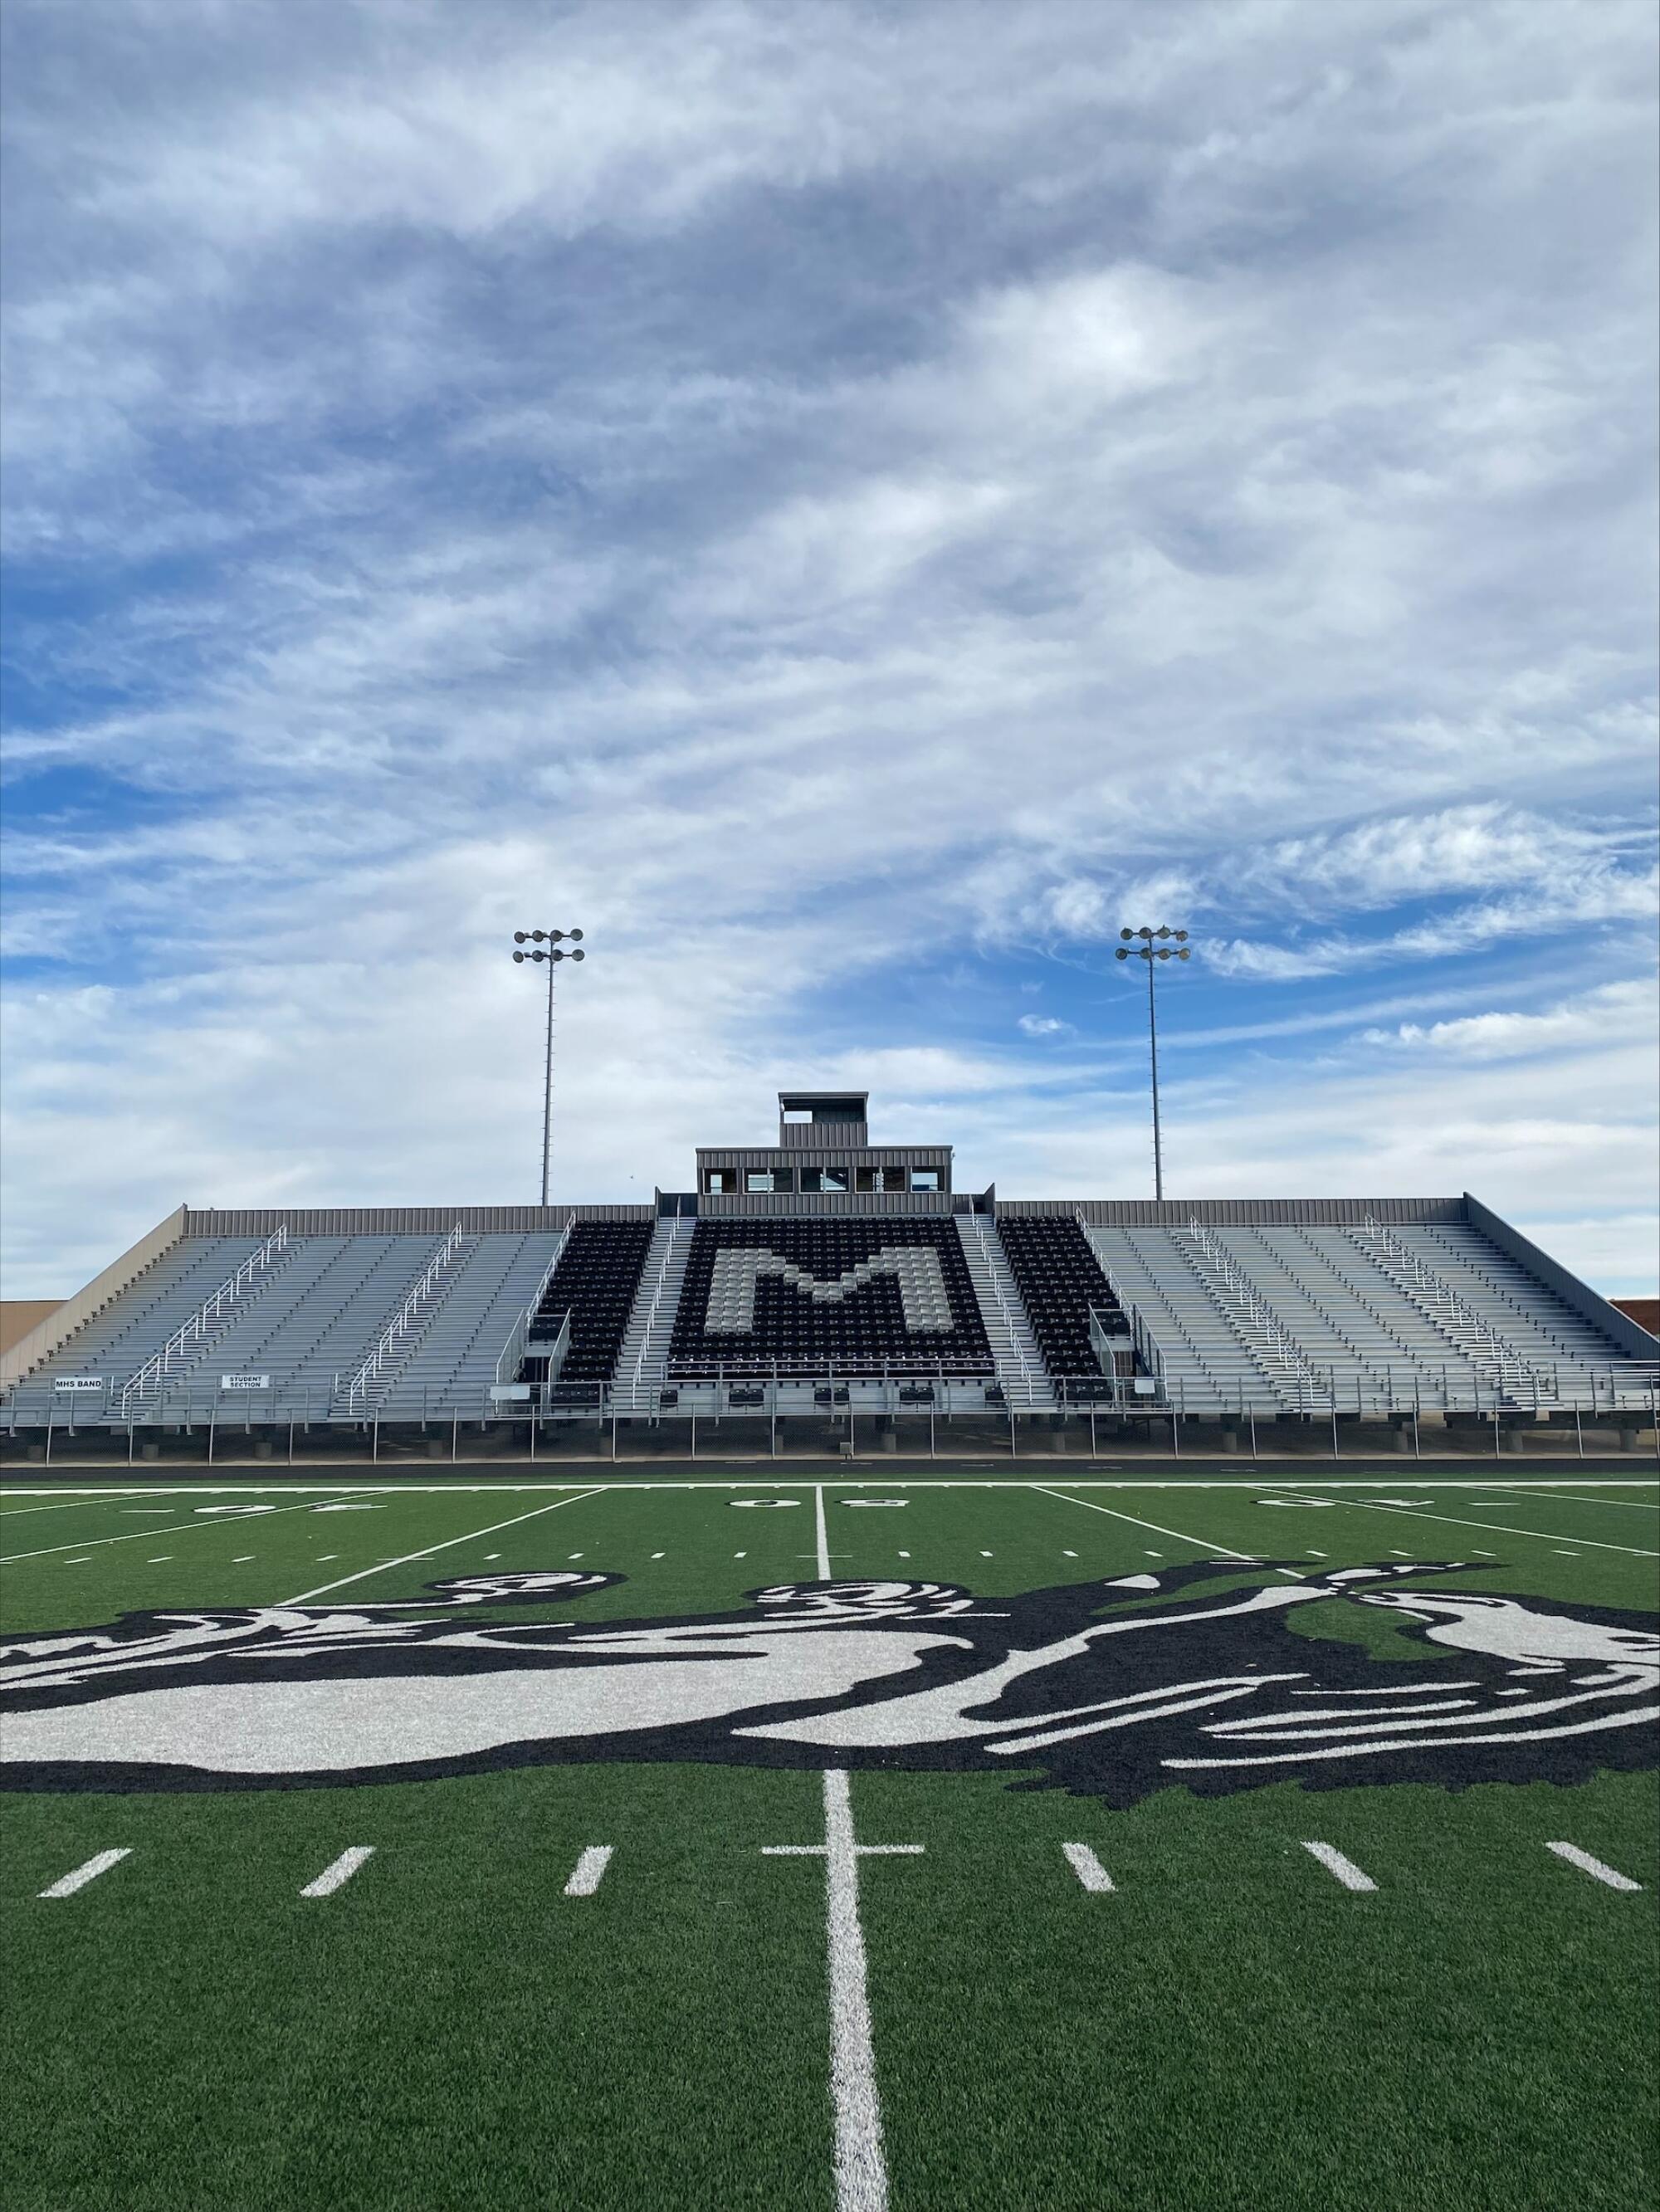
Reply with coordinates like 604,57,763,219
511,928,586,1207
1115,925,1192,1202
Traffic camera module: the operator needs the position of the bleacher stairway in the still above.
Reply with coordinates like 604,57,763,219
611,1217,695,1411
955,1216,1051,1407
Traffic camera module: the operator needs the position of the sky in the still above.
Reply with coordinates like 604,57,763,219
1,0,1656,1299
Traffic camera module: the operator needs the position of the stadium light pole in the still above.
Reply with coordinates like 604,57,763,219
511,929,585,1206
1116,925,1193,1202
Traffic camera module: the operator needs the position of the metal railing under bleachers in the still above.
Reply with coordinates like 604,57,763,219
117,1227,290,1412
339,1223,466,1412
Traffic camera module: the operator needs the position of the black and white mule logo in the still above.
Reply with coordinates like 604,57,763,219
2,1563,1654,1799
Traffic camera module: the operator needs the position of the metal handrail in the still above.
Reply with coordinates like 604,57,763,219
1355,1215,1545,1389
616,1218,691,1405
1186,1216,1332,1406
343,1225,465,1409
961,1214,1043,1394
1075,1212,1172,1402
118,1228,290,1409
495,1218,575,1388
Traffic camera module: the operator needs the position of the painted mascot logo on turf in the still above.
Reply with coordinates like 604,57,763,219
2,1563,1655,1799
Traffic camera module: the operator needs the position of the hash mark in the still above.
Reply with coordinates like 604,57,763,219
300,1848,375,1898
1545,1841,1643,1892
1301,1841,1377,1892
39,1848,130,1899
1062,1843,1114,1893
564,1846,614,1897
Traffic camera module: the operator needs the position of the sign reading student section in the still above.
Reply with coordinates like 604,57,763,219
219,1375,271,1390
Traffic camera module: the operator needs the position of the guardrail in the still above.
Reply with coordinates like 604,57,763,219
118,1227,290,1411
340,1224,465,1411
1355,1214,1545,1389
495,1219,574,1389
7,1366,1658,1456
1185,1215,1332,1405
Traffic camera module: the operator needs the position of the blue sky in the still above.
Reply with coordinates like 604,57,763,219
2,0,1656,1296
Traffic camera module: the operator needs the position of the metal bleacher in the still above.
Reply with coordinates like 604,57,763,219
2,1116,1653,1439
144,1234,453,1419
366,1232,566,1418
3,1236,261,1420
1082,1214,1653,1417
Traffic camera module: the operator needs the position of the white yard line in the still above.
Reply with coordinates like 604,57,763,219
1545,1842,1643,1892
1,1488,368,1565
764,1770,921,2212
281,1490,607,1604
564,1846,614,1897
1283,1493,1659,1560
0,1490,198,1518
1028,1487,1257,1560
815,1487,832,1579
1062,1843,1115,1892
1485,1485,1660,1513
38,1848,131,1899
1301,1841,1377,1892
300,1848,375,1898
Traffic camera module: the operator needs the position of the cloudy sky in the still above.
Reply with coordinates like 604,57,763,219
2,0,1656,1297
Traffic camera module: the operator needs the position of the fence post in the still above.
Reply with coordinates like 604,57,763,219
1575,1405,1583,1460
1248,1406,1257,1460
208,1409,216,1464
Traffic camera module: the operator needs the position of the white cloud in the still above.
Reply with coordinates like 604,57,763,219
1017,1014,1072,1038
2,0,1656,1298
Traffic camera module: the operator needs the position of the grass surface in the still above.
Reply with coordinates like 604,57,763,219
2,1468,1656,2211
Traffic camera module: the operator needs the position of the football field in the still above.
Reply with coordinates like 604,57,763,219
2,1467,1656,2212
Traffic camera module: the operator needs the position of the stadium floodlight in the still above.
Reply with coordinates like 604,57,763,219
1115,925,1194,1202
510,927,588,1206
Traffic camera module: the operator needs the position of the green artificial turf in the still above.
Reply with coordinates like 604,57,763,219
2,1470,1656,2211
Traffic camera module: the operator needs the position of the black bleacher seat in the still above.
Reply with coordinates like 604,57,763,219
522,1221,655,1386
670,1218,994,1380
998,1217,1129,1382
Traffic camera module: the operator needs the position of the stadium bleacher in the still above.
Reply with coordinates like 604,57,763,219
1,1090,1653,1438
525,1220,655,1385
666,1217,993,1379
998,1215,1130,1381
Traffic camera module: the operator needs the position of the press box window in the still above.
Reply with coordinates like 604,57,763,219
881,1167,908,1193
855,1167,878,1192
704,1169,737,1194
910,1168,940,1193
